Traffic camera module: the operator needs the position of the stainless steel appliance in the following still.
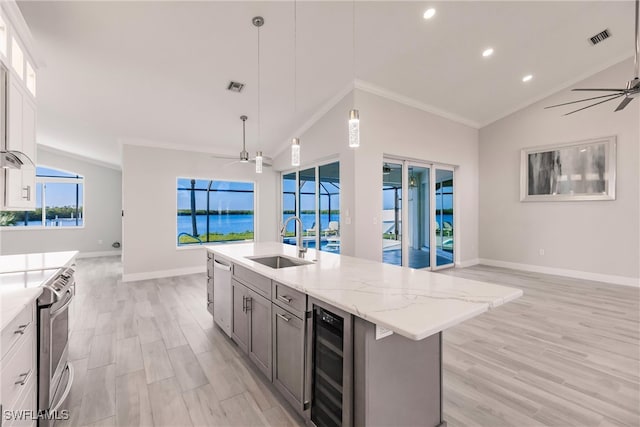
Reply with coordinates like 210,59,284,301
306,298,353,427
212,257,232,337
38,267,75,426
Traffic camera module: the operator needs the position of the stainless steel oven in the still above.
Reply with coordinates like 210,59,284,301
38,267,75,426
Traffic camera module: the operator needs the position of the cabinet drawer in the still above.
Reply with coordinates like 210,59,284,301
1,322,35,410
1,304,34,361
3,370,37,427
233,264,271,298
273,282,306,318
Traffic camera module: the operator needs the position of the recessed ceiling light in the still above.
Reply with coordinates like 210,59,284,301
423,8,436,20
522,74,533,82
482,48,494,57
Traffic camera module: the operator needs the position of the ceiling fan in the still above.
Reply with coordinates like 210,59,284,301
218,115,272,168
545,0,639,115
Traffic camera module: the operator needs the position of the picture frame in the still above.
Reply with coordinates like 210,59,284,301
520,136,616,202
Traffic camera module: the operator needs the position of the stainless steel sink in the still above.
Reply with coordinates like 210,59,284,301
247,255,313,269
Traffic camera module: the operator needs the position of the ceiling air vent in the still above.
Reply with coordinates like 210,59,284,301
589,29,611,46
227,81,245,92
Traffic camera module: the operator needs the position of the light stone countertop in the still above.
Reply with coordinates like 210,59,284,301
0,251,78,329
0,269,61,330
208,242,523,341
0,250,79,274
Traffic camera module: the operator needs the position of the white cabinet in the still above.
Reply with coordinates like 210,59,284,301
4,75,36,210
1,303,37,427
0,2,38,211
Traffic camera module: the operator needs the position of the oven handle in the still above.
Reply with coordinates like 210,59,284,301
50,288,74,319
50,362,74,413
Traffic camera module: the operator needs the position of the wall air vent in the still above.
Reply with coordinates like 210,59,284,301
227,81,245,92
589,29,611,46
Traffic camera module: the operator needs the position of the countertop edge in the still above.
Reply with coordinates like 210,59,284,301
0,287,42,330
207,244,523,341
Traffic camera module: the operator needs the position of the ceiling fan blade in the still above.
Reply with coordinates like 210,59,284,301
563,94,624,116
544,93,622,109
614,96,634,111
571,88,626,92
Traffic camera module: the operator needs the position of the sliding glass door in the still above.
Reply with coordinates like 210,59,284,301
408,165,430,269
382,159,455,270
281,161,340,252
282,172,297,246
382,162,403,265
434,168,454,269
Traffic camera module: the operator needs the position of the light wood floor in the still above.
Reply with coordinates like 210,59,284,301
62,257,639,427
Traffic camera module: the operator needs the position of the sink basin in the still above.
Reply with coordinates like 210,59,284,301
247,255,313,269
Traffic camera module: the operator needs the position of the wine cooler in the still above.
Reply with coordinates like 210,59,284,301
307,300,353,427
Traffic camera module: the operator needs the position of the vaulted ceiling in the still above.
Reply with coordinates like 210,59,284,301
18,1,635,166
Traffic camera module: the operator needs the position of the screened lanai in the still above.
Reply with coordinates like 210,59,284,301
282,161,340,253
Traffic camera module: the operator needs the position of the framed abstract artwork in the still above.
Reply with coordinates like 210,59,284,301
520,136,616,201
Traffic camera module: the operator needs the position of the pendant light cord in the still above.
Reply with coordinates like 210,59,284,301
294,0,297,114
352,0,355,83
257,24,261,151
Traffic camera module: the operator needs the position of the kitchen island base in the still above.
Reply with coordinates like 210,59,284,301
353,318,444,427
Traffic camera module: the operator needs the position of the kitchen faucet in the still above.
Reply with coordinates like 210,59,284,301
280,216,307,258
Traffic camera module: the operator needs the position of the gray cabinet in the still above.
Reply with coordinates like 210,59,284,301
231,279,273,380
272,304,305,412
247,289,272,380
231,279,249,353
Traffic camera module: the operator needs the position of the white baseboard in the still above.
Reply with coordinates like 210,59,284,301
122,265,206,282
77,250,122,259
479,258,640,288
456,258,480,268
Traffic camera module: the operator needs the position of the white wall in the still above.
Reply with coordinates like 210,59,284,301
273,92,357,256
479,59,639,285
121,144,278,281
274,89,479,265
0,145,122,256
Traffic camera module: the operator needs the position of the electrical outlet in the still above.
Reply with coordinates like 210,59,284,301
539,248,545,256
373,217,377,225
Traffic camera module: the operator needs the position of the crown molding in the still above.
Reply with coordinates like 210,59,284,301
353,79,481,129
118,137,241,160
1,0,45,68
38,144,121,171
273,81,356,160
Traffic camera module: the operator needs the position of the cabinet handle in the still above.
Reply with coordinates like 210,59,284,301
15,370,31,386
22,185,31,201
278,295,293,303
13,323,29,335
245,297,252,312
277,313,291,322
242,296,246,313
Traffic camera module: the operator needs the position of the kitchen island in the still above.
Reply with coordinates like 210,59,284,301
207,242,522,427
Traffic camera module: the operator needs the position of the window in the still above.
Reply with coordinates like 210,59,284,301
177,178,254,246
0,15,7,57
0,167,84,228
11,37,23,79
26,61,36,96
281,161,340,253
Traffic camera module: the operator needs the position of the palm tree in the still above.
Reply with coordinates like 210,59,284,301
190,179,198,237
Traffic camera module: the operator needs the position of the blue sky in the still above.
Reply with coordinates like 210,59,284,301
35,167,83,208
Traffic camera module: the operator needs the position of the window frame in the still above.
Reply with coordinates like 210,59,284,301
175,176,257,249
1,166,85,231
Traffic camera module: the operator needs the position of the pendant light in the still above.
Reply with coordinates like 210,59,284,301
291,0,301,166
348,0,360,148
253,16,264,173
240,115,249,163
